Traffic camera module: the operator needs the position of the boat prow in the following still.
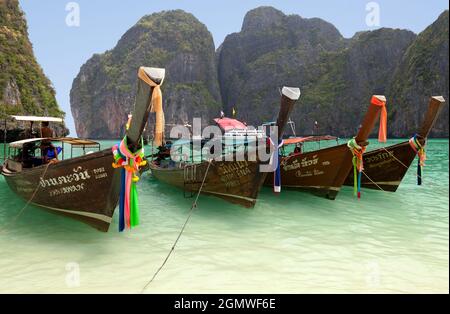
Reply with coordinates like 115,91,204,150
149,85,301,207
265,94,387,199
344,96,446,192
1,66,166,231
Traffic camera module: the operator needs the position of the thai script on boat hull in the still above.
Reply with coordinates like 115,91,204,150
40,166,91,188
282,155,320,171
49,183,86,197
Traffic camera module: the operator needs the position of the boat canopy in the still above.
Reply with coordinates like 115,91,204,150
9,138,47,148
214,117,247,131
11,115,63,123
9,137,99,149
54,137,100,147
283,135,338,145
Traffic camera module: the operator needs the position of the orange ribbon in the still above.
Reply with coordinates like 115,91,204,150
371,96,387,143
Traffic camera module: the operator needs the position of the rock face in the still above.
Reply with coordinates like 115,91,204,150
218,7,419,137
217,7,347,129
71,7,449,139
0,0,65,133
388,10,449,137
296,28,417,137
71,10,221,139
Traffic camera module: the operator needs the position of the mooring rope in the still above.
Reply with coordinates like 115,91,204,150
381,147,409,169
0,162,51,234
361,170,386,192
381,147,425,182
141,159,213,293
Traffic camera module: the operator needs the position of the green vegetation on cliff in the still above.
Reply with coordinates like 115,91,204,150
71,6,449,138
71,10,220,139
388,10,449,137
0,0,64,119
218,7,448,137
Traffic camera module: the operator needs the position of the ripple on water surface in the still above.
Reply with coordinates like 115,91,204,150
0,139,448,293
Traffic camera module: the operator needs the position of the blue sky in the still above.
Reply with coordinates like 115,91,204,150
19,0,449,136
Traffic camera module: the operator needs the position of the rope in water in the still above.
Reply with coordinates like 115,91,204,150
0,162,51,234
141,159,213,293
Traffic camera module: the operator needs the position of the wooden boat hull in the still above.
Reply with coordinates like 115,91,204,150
344,141,416,192
149,160,266,208
263,95,387,199
344,96,446,193
264,144,353,199
148,86,300,207
1,149,120,232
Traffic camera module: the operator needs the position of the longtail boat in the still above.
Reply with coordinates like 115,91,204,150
344,96,446,191
1,67,165,231
264,95,387,199
148,87,301,207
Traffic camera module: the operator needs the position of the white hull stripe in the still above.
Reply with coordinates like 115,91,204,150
32,203,112,224
201,190,256,203
364,181,401,186
282,185,341,191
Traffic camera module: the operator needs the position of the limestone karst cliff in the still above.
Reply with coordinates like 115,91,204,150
71,7,449,138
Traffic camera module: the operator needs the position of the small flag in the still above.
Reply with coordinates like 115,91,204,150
220,110,225,118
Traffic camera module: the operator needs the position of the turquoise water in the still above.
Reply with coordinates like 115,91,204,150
0,139,448,293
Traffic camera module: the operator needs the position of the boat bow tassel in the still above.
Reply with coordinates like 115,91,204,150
138,67,164,147
347,138,366,199
409,134,426,185
371,95,388,143
112,137,147,231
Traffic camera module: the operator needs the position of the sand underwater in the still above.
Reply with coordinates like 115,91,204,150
0,139,448,293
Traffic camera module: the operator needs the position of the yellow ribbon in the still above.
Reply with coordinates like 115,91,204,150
138,67,165,147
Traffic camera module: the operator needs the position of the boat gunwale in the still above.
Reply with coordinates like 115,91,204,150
1,148,113,177
281,142,349,160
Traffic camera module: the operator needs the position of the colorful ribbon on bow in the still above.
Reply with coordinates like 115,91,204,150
371,96,388,143
409,134,426,185
112,136,147,231
348,138,366,199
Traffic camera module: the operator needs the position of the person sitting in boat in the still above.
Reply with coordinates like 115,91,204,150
20,142,37,168
289,144,303,156
159,141,172,158
40,121,59,163
154,141,172,165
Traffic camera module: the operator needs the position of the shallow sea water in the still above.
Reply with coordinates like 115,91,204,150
0,139,448,293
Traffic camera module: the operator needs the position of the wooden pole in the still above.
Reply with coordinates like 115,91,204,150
3,119,6,162
126,67,165,152
276,87,301,140
355,95,386,144
418,96,446,138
